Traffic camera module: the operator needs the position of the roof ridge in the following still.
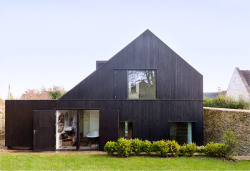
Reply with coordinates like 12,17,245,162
240,70,250,86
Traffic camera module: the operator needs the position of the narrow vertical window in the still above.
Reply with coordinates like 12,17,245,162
119,121,132,139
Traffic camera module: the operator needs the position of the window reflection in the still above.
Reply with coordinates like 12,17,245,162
128,70,156,99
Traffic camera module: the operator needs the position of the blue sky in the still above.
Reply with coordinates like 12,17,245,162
0,0,249,99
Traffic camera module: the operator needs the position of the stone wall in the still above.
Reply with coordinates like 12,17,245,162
204,107,250,156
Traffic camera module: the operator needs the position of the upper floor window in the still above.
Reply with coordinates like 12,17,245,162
128,70,156,99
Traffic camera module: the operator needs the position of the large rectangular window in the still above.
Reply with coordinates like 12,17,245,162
128,70,156,99
170,122,192,145
56,110,99,150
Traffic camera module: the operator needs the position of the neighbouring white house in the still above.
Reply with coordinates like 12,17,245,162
226,67,250,102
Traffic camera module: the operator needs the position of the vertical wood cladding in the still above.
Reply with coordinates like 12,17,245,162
5,30,203,150
33,110,56,151
99,110,119,150
5,100,203,148
60,30,203,100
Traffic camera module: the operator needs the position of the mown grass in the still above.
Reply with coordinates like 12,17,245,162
0,154,249,170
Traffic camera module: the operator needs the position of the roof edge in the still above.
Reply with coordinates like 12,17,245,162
235,67,250,95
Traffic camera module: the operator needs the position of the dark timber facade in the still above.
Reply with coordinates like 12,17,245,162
5,30,203,151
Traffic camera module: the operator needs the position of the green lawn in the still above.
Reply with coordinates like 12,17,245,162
0,154,249,170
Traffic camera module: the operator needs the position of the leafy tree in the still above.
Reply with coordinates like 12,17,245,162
49,91,64,99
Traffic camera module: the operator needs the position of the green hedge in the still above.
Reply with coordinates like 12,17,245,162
204,142,227,157
153,140,169,157
142,140,152,155
131,138,143,155
104,139,229,158
117,138,132,157
204,95,250,109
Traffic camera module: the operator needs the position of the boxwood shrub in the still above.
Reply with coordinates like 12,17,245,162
166,140,180,156
186,143,197,156
104,138,231,158
179,144,188,156
131,138,143,155
142,140,152,155
204,142,227,157
117,138,132,157
152,140,169,157
197,145,205,154
104,141,117,156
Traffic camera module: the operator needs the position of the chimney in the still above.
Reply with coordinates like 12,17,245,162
218,86,222,94
96,61,107,69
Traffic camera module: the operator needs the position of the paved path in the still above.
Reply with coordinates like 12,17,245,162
235,156,250,160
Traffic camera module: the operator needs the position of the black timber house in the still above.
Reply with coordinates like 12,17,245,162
5,30,203,151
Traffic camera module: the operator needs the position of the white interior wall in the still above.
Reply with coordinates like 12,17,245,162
90,110,99,132
82,110,99,137
83,110,90,137
56,110,62,149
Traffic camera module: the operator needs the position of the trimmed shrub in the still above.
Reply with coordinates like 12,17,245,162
223,129,239,158
179,144,188,156
104,138,233,159
197,146,205,154
179,143,196,156
152,140,169,157
142,140,152,155
166,140,180,156
131,138,143,155
104,141,117,156
117,138,132,157
186,143,197,156
204,142,227,157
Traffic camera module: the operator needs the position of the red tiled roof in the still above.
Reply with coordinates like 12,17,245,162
240,70,250,86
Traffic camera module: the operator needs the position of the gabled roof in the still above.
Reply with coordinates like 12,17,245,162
60,29,203,100
240,70,250,86
235,67,250,93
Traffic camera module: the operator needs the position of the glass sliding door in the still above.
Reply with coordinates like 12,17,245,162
79,110,99,150
56,110,77,150
56,109,100,150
